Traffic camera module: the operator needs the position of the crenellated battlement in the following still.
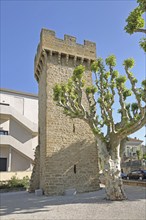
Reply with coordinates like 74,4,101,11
39,28,96,51
34,28,96,81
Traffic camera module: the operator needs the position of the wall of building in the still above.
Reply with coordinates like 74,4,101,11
0,146,33,171
0,171,32,181
123,139,144,159
38,62,47,191
9,119,32,143
11,149,31,171
0,90,38,124
44,63,99,195
0,146,9,161
0,89,38,172
0,119,9,131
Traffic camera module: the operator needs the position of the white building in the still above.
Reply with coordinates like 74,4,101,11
0,88,38,172
123,137,143,160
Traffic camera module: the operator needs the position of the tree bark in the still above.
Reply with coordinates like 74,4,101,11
97,138,127,200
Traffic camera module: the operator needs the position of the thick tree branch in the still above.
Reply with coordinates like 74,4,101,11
116,86,129,122
104,70,115,132
95,69,114,132
94,72,110,131
125,67,144,116
135,28,146,34
119,107,146,138
109,66,116,105
73,80,87,116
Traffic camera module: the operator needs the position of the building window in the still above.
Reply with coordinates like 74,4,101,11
0,130,8,135
0,158,7,171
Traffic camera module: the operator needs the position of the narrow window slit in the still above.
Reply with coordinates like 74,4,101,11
74,165,76,174
73,124,75,133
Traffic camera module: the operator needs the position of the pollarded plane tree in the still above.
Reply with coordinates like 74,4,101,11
53,57,146,201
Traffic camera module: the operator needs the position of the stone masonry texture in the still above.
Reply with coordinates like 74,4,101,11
33,29,100,195
29,145,40,192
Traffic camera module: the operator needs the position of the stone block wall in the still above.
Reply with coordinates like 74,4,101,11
29,145,40,191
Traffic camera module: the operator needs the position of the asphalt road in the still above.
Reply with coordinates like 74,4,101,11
0,185,146,220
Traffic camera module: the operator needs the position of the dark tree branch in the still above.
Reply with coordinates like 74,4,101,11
135,28,146,34
119,107,146,138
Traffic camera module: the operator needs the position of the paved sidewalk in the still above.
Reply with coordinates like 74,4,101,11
0,185,146,220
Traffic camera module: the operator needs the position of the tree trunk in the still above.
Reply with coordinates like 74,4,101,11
97,138,127,201
103,157,127,200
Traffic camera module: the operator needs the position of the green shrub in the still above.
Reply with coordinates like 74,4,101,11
143,153,146,160
19,176,30,189
0,175,30,190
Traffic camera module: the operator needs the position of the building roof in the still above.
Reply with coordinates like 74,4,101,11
0,88,38,99
127,137,143,143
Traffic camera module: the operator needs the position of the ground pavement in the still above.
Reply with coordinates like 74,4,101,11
0,185,146,220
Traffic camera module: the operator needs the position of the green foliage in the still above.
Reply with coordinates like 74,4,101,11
125,0,146,52
125,7,144,34
141,80,146,101
123,89,132,100
123,58,135,69
134,114,141,120
91,61,99,72
104,92,113,101
103,81,108,89
112,70,119,78
53,84,63,101
9,176,21,187
92,127,101,135
20,176,30,189
103,72,110,79
86,86,97,94
132,77,138,83
97,97,102,104
128,72,134,77
131,103,139,113
143,153,146,160
116,76,127,86
136,149,142,160
0,176,30,190
117,109,122,114
80,79,86,87
61,84,68,92
96,57,105,70
139,38,146,52
105,55,116,67
73,65,85,80
141,89,146,101
142,80,146,88
9,176,30,188
137,0,146,12
126,103,131,109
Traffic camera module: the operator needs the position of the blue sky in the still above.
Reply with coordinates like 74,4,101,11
1,0,145,143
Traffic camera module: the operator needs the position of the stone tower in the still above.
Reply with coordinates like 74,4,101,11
34,29,100,195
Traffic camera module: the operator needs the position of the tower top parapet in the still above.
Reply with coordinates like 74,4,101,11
39,28,96,56
34,28,96,81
